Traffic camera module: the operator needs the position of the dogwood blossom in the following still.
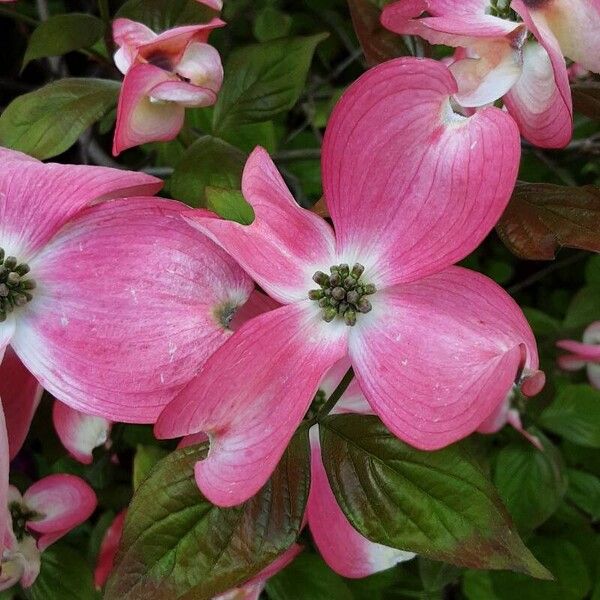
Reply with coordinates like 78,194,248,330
112,18,225,154
382,0,600,148
0,148,253,536
557,321,600,388
156,57,543,507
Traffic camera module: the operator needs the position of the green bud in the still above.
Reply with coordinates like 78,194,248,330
344,309,357,326
346,290,360,305
21,280,36,291
318,297,329,308
351,263,365,278
357,297,372,313
338,264,350,278
4,257,17,270
0,284,8,298
338,301,349,315
7,272,20,286
308,289,325,300
331,287,346,301
363,283,377,295
312,271,329,286
329,272,342,287
15,264,30,276
322,306,337,322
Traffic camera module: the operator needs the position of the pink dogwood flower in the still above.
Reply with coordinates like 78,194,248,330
557,321,600,389
0,474,96,590
94,509,301,596
382,0,600,148
112,17,225,155
0,352,111,464
0,147,253,536
156,57,543,507
197,0,223,10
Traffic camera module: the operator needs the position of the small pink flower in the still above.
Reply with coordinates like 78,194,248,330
112,18,225,155
156,57,543,507
197,0,223,9
382,0,600,148
94,508,302,595
53,402,112,465
0,475,96,590
557,321,600,389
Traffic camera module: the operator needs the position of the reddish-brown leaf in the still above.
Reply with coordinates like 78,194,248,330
571,82,600,121
347,0,412,66
496,182,600,260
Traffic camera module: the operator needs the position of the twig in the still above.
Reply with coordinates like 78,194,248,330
507,252,588,295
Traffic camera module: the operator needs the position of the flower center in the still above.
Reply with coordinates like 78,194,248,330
0,248,36,323
9,502,40,542
309,263,376,326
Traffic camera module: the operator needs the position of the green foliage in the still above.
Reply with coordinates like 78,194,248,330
0,78,119,160
23,544,98,600
22,14,104,69
213,34,328,134
171,135,246,207
106,428,310,600
319,414,550,577
539,385,600,447
493,432,568,530
206,186,255,224
116,0,214,30
266,553,353,600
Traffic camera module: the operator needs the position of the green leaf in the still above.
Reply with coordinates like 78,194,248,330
133,445,169,491
493,432,567,530
266,553,353,600
571,82,600,121
585,254,600,284
566,469,600,520
563,285,600,330
319,414,551,577
105,428,310,600
170,136,246,208
23,544,98,600
23,14,104,69
254,7,292,42
462,571,499,600
539,385,600,447
213,34,327,133
0,78,119,160
522,307,562,337
116,0,214,30
496,183,600,260
418,558,461,593
206,187,255,225
347,0,413,66
489,536,590,600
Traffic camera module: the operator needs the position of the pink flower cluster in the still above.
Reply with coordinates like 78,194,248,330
7,0,600,590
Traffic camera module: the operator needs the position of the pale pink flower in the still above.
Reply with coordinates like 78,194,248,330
0,475,96,590
94,509,302,596
112,18,225,155
382,0,600,148
0,147,253,536
476,385,543,449
156,57,542,507
197,0,223,9
557,321,600,389
53,402,112,465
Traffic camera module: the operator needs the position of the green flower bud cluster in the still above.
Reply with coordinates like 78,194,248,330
9,502,40,542
0,248,36,323
309,262,376,326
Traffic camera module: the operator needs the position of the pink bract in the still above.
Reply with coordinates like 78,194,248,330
0,148,253,425
557,321,600,388
156,57,542,507
112,18,224,154
380,0,600,148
